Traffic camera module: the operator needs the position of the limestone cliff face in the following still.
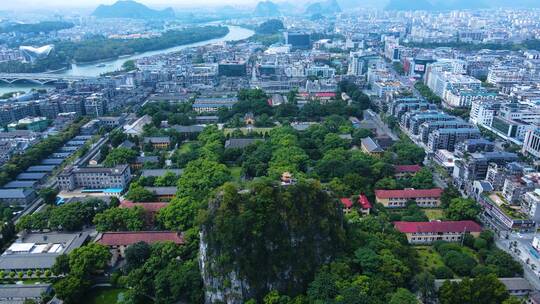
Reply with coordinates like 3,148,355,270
200,230,249,304
199,181,346,303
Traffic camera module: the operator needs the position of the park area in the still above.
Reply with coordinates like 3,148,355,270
82,288,129,304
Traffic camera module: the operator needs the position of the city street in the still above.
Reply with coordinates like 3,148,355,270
363,109,399,141
496,234,540,290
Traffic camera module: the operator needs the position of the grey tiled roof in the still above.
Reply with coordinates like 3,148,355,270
361,137,384,153
0,284,51,300
224,138,264,149
146,187,176,196
141,169,183,178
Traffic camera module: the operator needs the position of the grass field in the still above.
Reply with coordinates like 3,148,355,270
416,246,445,272
229,166,242,182
424,208,444,220
83,288,128,304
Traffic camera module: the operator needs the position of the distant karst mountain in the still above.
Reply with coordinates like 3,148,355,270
254,1,281,17
92,0,175,19
305,0,342,15
384,0,540,10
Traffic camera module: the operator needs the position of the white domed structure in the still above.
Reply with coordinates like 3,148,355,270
19,45,54,63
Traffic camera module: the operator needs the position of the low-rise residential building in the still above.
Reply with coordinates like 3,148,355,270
340,194,372,215
433,149,460,175
0,231,89,272
0,189,36,206
123,115,152,136
375,188,443,208
394,220,482,244
0,284,52,304
143,137,171,149
57,165,131,191
97,231,184,264
192,97,237,113
120,201,168,226
394,165,422,179
360,137,384,156
141,169,183,178
145,186,176,201
434,278,532,297
224,138,264,149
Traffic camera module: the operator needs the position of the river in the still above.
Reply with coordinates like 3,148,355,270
0,25,254,95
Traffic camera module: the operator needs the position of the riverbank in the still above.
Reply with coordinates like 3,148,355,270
57,25,254,77
0,25,254,94
68,26,230,65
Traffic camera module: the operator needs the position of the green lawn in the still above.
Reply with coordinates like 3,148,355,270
82,288,128,304
178,141,197,153
230,166,242,182
424,208,444,220
415,246,445,272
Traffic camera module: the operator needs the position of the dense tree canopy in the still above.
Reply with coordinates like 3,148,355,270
94,206,145,232
201,180,346,301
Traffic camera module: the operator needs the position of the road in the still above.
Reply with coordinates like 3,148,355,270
363,109,399,141
495,234,540,291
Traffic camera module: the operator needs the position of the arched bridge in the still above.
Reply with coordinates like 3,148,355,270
0,73,96,85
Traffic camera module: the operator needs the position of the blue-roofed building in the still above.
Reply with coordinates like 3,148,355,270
3,180,37,189
59,146,79,152
41,158,64,165
52,152,72,159
26,165,56,173
16,172,47,182
66,140,86,146
0,189,36,206
73,135,92,141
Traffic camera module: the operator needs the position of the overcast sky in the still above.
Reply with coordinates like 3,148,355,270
2,0,264,10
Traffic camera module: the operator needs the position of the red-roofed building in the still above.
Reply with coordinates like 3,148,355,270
394,164,422,178
97,231,184,264
358,194,372,214
340,195,372,215
393,220,482,244
340,198,353,210
120,201,168,226
375,188,443,208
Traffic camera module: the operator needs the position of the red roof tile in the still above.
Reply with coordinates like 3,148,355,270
393,221,482,234
120,201,168,213
340,198,353,208
358,194,372,209
97,231,184,246
375,188,443,199
394,164,422,173
315,92,336,98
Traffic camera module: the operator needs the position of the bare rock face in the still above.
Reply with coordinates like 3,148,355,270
200,230,249,304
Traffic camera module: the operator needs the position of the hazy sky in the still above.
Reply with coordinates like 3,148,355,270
2,0,263,10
